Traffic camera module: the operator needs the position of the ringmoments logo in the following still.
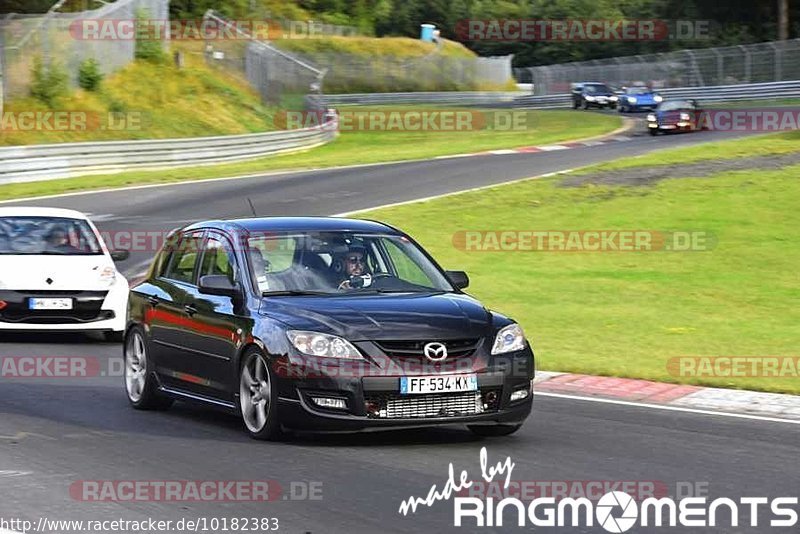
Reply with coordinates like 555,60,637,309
397,448,799,530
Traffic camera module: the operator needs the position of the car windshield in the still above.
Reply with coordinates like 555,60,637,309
0,216,103,255
585,84,611,93
626,87,651,94
659,100,692,111
247,231,455,295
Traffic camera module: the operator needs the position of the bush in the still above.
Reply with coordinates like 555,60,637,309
134,9,166,63
78,58,104,91
30,56,68,106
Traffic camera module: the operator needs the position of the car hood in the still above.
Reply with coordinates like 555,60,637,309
0,254,118,290
628,93,656,101
259,292,494,340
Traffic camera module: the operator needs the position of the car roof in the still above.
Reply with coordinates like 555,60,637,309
182,216,402,235
0,206,90,220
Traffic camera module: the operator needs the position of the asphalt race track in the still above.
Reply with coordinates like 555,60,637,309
1,125,798,533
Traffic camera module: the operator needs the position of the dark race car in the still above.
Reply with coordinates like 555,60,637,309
617,86,663,112
124,217,535,440
647,99,706,135
571,82,618,110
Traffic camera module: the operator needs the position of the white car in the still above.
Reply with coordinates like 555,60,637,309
0,207,129,340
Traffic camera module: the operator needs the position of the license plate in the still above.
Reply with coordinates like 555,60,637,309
662,125,677,129
29,298,72,310
400,374,478,394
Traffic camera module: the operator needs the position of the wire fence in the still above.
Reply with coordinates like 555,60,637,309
202,10,326,111
0,0,168,103
284,52,513,93
516,39,800,95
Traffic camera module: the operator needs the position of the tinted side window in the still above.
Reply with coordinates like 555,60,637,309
164,234,203,284
199,235,236,283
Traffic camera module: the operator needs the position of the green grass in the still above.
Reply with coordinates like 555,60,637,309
357,133,800,394
0,109,621,201
274,36,476,59
0,52,278,147
579,130,800,172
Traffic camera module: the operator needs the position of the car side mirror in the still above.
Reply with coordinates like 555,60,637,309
446,270,469,290
110,249,130,261
199,275,240,297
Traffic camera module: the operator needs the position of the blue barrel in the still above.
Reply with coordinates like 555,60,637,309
420,24,436,42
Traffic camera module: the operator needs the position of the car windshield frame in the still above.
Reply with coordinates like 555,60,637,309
585,84,611,93
626,87,651,95
244,230,457,296
659,100,693,111
0,215,104,256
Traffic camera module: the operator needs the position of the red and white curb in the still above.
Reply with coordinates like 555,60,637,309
534,371,800,423
433,136,634,160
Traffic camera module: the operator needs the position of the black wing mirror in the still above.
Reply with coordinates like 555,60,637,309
199,275,240,297
445,270,469,290
110,249,130,261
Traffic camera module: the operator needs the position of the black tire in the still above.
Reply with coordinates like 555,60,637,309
618,105,626,113
124,327,173,410
468,423,523,437
572,99,579,110
582,99,589,110
238,348,284,441
649,128,659,136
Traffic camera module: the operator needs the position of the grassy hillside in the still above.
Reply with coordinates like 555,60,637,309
274,36,476,59
0,51,277,146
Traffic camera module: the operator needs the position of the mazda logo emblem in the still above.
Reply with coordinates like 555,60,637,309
423,342,448,361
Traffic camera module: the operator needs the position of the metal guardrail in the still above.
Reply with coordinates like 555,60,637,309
324,92,526,106
514,80,800,108
0,124,337,185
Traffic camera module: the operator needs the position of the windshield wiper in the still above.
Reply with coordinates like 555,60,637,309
261,290,330,297
354,288,447,295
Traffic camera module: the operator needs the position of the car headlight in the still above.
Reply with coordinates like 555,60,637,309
584,95,595,101
491,324,526,355
654,95,663,103
99,266,116,284
610,95,618,101
680,112,691,121
646,113,656,122
287,330,363,359
628,96,638,103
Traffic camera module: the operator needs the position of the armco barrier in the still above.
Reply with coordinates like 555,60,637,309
323,92,526,106
0,124,336,185
514,80,800,108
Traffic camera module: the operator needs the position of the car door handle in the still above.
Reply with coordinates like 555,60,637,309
146,295,159,307
184,304,198,316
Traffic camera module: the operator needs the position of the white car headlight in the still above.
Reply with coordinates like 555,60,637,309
628,96,638,103
654,95,663,103
680,112,691,121
646,113,656,122
584,95,595,101
491,324,526,355
610,95,618,101
99,266,116,284
287,330,363,359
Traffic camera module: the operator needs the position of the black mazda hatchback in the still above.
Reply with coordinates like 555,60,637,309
124,217,534,440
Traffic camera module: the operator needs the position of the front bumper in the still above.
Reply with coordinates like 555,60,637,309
648,121,693,132
273,350,535,432
0,279,128,332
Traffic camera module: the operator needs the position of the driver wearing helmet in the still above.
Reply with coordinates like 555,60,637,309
335,244,372,290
